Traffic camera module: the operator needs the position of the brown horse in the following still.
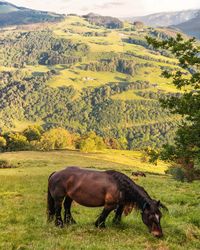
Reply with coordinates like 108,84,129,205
47,166,166,237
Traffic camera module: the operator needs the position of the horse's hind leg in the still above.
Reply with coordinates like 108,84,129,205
64,196,76,224
54,197,64,228
113,205,124,225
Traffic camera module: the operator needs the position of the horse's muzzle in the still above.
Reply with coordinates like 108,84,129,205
151,230,163,238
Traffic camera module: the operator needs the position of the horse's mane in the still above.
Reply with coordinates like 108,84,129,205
106,170,152,210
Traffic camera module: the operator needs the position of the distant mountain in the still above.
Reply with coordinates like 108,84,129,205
129,9,200,27
0,1,65,27
173,13,200,39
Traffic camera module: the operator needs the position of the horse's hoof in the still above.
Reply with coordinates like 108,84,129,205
55,220,64,228
95,222,105,228
47,216,54,223
70,219,76,224
113,219,121,225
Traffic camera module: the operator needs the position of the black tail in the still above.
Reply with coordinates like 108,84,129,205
47,172,56,222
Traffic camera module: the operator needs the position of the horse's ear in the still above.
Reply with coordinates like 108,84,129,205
157,200,160,206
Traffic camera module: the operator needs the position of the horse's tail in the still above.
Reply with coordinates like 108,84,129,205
47,172,56,222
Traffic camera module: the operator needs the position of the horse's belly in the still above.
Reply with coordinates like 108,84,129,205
68,189,105,207
65,173,118,207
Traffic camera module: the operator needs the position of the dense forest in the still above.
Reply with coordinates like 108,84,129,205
0,15,183,150
0,69,177,150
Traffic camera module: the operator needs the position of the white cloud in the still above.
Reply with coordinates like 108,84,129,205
7,0,200,17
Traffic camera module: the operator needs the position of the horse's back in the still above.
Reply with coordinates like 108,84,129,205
48,166,120,207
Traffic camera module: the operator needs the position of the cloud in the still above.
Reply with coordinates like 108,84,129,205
7,0,200,17
95,1,124,9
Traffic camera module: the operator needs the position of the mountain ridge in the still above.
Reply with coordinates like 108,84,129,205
127,9,200,27
173,13,200,39
0,1,65,27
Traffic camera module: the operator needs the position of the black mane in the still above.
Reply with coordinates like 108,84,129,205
106,170,152,210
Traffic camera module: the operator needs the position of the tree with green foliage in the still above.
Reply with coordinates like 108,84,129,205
23,125,43,142
146,34,200,181
77,132,106,152
39,128,72,151
6,133,30,151
0,136,6,151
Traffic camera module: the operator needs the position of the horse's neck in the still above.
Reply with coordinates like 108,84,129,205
129,183,152,210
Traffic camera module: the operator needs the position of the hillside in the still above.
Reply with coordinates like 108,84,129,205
0,1,65,27
129,9,200,27
173,13,200,39
0,14,186,150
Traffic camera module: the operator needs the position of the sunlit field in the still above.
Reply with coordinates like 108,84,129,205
0,150,199,250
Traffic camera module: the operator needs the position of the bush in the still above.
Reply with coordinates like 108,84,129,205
7,133,30,151
165,166,185,182
0,159,15,169
39,128,73,151
78,138,96,153
23,125,43,142
0,136,6,151
104,138,120,149
76,132,106,152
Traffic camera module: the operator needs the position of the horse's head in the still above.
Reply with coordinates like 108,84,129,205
141,200,164,238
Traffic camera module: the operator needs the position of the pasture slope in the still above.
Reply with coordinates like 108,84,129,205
0,150,200,250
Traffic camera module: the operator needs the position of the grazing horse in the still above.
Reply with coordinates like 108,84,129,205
47,167,165,237
132,171,146,177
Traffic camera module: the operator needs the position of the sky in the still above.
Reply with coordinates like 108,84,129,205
6,0,200,17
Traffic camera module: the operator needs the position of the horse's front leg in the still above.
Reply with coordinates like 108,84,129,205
64,196,76,224
95,205,115,228
55,197,64,228
113,204,124,225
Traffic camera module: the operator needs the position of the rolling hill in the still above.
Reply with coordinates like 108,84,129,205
0,9,187,150
0,1,65,27
129,9,200,27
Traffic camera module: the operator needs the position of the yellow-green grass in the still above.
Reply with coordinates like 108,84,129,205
0,66,15,72
48,68,129,89
0,149,166,175
111,90,146,101
23,65,50,75
123,43,177,64
0,150,199,250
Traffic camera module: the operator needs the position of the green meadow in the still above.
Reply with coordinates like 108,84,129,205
0,150,199,250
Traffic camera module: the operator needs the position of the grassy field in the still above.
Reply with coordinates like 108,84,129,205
0,150,199,250
45,15,179,92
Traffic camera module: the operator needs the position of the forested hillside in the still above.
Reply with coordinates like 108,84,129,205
0,15,185,150
0,1,65,27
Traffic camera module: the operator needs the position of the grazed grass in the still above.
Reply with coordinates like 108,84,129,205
0,150,199,250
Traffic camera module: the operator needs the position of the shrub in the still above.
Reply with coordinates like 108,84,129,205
0,136,6,151
23,125,43,142
104,138,120,149
165,166,185,182
76,132,106,152
78,138,96,153
39,128,73,151
0,159,15,169
7,133,30,151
